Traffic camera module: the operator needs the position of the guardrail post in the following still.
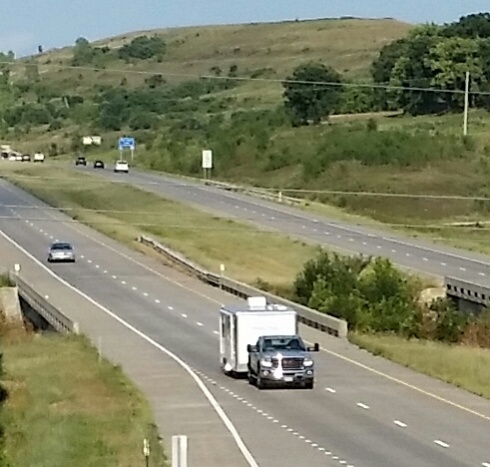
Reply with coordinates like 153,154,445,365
143,438,150,467
219,264,225,290
171,435,188,467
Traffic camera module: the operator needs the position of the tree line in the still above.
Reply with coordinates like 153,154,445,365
283,13,490,124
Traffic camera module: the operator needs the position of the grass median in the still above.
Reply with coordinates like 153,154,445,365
1,164,317,291
350,333,490,399
3,164,490,402
1,321,166,466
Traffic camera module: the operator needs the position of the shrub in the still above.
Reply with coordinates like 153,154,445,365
293,250,469,341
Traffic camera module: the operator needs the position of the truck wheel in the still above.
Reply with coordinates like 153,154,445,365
257,376,266,389
305,380,314,390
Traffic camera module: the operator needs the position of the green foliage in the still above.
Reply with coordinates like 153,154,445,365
4,103,54,127
283,62,342,125
294,250,477,343
301,125,467,180
118,36,166,61
335,85,378,114
71,37,111,67
372,13,490,115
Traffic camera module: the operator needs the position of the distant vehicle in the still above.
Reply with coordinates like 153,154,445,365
75,156,86,166
114,160,129,173
93,160,105,169
15,154,23,161
22,154,31,162
1,152,8,160
47,242,76,263
219,296,319,389
33,152,45,163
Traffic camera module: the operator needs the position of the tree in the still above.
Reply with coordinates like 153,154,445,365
118,36,166,61
427,36,486,110
283,62,342,126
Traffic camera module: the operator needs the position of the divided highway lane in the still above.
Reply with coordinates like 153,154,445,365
2,179,490,466
82,166,490,283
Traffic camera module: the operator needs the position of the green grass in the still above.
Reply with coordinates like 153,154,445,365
350,333,490,399
1,165,317,291
1,323,166,467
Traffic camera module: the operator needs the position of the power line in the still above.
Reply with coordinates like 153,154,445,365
1,59,488,97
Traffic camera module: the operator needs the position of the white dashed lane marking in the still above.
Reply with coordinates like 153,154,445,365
356,402,370,410
181,313,188,318
168,306,174,310
192,369,354,466
434,440,449,449
325,387,336,393
155,299,160,304
394,420,407,428
196,322,203,326
460,267,466,272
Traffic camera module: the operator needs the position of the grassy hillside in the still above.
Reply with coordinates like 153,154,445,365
18,17,411,110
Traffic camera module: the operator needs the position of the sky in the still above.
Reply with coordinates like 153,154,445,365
1,0,490,57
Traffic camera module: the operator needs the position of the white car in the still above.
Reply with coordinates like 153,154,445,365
33,152,45,163
114,160,129,173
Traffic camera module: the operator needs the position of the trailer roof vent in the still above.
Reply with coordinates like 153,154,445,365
267,304,289,311
247,296,267,310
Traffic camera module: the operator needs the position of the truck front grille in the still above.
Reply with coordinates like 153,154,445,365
271,357,304,370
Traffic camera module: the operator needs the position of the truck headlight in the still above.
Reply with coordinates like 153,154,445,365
260,358,273,368
303,358,314,367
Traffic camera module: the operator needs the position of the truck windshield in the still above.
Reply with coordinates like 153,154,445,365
262,337,305,351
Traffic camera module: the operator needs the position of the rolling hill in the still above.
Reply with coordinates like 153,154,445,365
13,17,412,109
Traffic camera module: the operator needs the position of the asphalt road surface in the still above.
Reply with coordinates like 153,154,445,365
78,165,490,285
1,177,490,467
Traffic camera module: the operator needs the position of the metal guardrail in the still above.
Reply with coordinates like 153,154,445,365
444,276,490,308
139,235,348,338
202,179,305,207
9,271,79,333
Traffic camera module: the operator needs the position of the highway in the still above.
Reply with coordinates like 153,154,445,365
1,176,490,466
80,165,490,284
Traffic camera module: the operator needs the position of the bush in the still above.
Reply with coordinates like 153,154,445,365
118,36,166,61
294,250,471,342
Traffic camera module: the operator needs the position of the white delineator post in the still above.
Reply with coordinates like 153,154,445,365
172,435,188,467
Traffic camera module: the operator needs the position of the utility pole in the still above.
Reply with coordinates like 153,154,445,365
463,71,470,136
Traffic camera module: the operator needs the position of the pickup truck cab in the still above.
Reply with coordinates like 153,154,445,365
247,335,319,389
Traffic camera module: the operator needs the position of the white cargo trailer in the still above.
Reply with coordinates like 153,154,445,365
219,296,298,375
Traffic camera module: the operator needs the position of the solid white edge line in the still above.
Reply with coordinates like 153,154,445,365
0,229,259,467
